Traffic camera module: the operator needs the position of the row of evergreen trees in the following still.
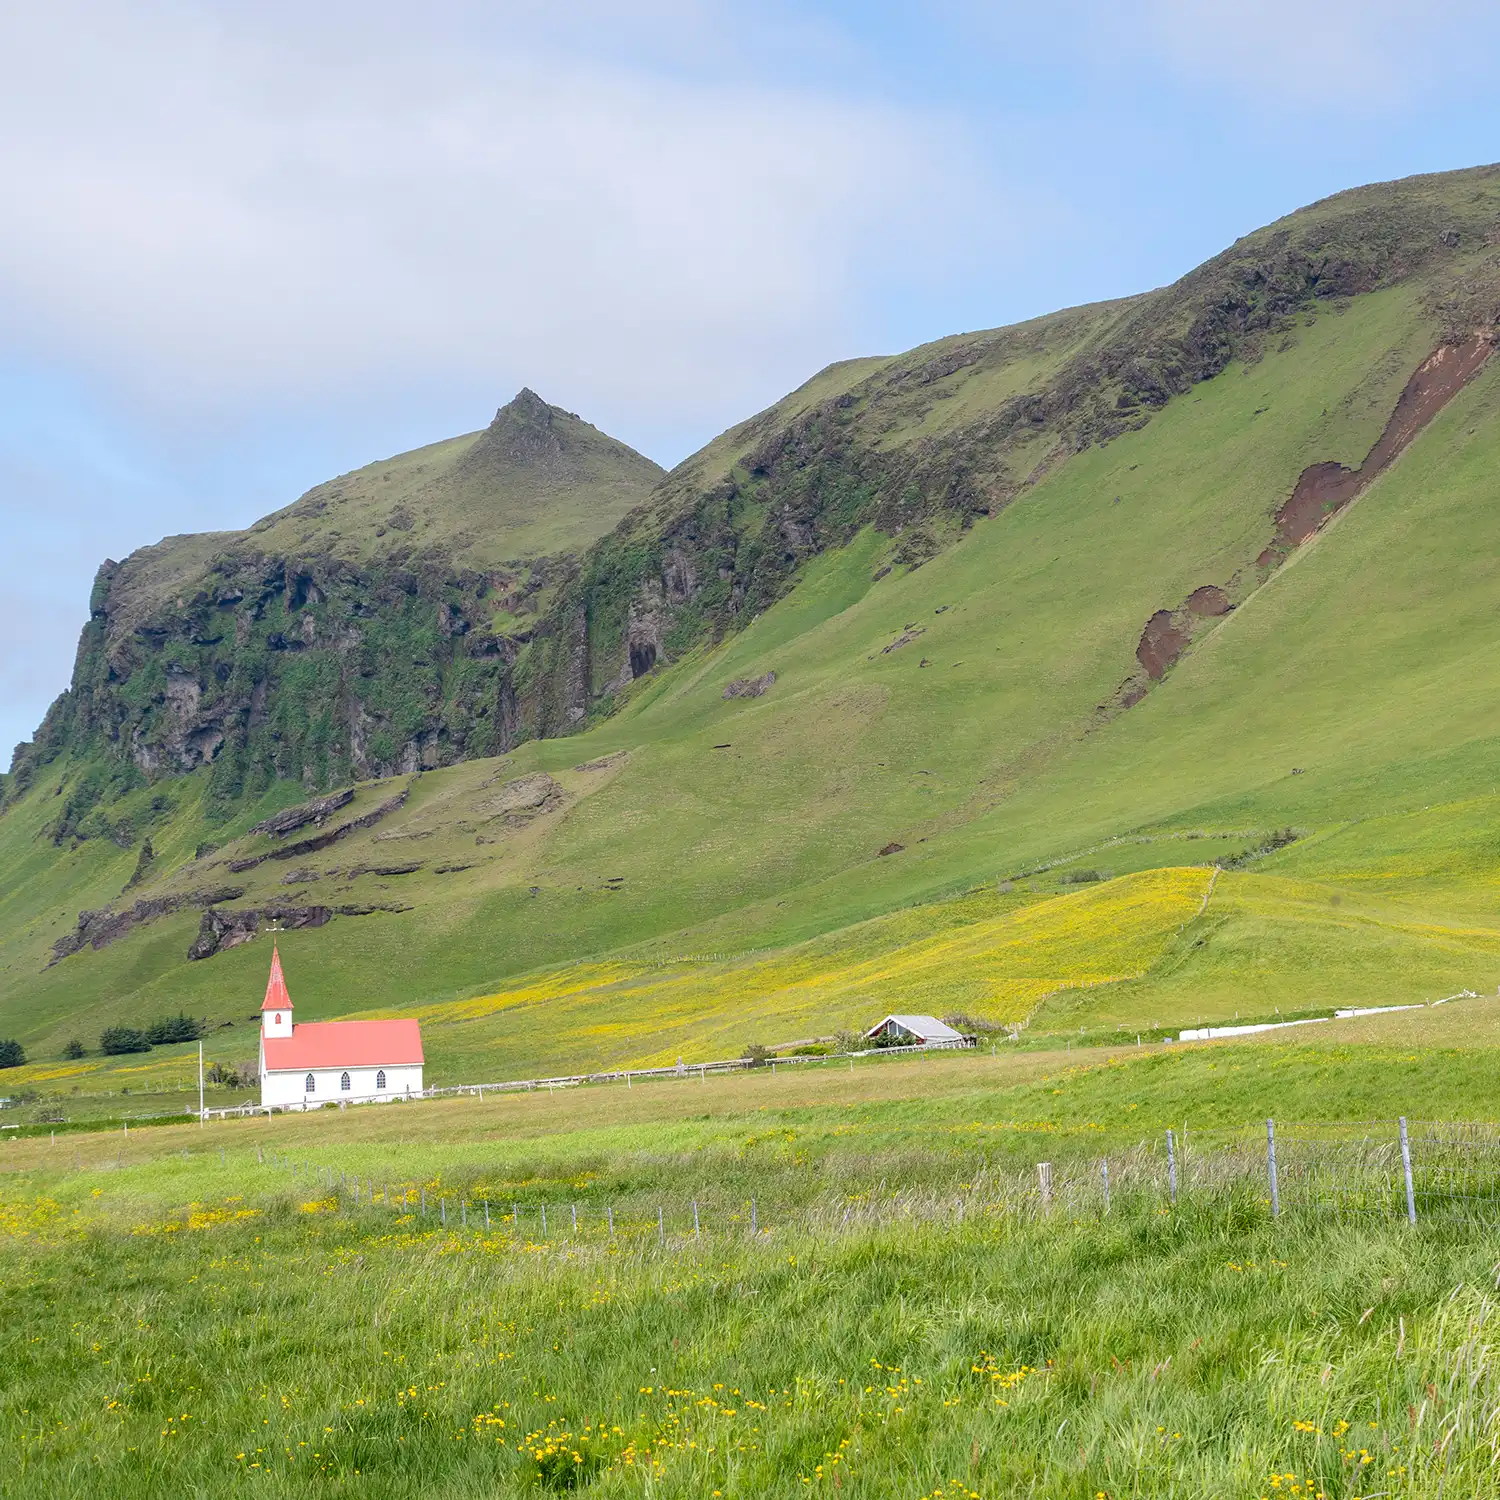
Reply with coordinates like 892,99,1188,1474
0,1015,211,1071
97,1014,208,1055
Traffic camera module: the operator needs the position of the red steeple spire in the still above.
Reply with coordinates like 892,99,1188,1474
262,944,292,1012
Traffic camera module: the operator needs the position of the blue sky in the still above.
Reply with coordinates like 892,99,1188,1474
3,0,1499,756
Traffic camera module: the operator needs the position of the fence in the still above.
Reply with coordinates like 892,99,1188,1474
198,1035,981,1121
257,1117,1500,1243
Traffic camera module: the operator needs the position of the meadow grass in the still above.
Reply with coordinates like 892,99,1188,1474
6,1050,1500,1498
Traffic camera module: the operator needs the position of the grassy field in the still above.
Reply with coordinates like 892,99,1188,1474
7,1034,1500,1497
8,844,1500,1125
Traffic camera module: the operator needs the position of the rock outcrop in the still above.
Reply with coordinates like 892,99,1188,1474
49,887,245,965
186,901,413,960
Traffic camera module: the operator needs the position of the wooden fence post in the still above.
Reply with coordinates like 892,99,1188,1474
1166,1129,1178,1207
1037,1161,1053,1213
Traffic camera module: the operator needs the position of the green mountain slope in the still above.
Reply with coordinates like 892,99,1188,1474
3,164,1500,1107
4,391,663,813
245,387,666,570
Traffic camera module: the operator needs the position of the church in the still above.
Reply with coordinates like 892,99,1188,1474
258,945,424,1109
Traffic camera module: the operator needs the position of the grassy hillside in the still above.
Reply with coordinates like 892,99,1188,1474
245,388,666,571
4,168,1500,1114
79,389,665,618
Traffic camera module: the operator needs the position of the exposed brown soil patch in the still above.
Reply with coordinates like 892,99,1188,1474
574,751,628,772
1185,585,1233,617
1136,610,1191,680
1268,334,1494,555
1125,334,1494,698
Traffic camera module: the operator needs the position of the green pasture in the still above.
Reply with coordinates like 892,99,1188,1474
7,1038,1500,1497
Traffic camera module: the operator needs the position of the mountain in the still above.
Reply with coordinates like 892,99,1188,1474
3,162,1500,1103
5,391,663,824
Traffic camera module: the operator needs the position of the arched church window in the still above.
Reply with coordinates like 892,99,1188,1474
304,1072,315,1093
376,1069,386,1090
340,1071,351,1091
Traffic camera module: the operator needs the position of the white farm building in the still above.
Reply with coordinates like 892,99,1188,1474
864,1014,971,1048
258,946,424,1109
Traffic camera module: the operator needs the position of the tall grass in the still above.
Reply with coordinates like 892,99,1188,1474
6,1116,1500,1498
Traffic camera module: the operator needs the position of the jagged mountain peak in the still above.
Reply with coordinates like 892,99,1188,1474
463,389,591,476
495,387,555,423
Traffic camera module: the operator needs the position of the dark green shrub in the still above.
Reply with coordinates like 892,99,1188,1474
99,1027,151,1055
0,1038,25,1068
205,1060,255,1088
741,1043,772,1068
145,1014,204,1044
62,1039,85,1060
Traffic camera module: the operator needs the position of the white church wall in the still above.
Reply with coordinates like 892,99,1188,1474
261,1063,423,1109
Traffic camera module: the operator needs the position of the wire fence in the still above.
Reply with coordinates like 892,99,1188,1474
256,1117,1500,1243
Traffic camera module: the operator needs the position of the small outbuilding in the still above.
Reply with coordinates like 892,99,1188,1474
864,1014,971,1048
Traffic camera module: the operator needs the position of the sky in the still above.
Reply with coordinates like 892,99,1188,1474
3,0,1499,757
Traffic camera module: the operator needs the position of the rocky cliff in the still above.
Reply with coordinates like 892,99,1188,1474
5,391,663,827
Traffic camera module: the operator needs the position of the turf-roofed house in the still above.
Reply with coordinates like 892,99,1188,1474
257,946,424,1109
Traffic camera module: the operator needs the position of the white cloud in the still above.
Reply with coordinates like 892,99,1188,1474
943,0,1499,113
0,0,998,438
1130,0,1497,107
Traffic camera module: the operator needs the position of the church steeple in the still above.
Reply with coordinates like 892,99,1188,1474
261,945,294,1039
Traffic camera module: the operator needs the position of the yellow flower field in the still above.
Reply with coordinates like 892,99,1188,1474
399,868,1215,1072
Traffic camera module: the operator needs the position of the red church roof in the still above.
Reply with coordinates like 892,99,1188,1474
262,945,292,1012
262,1019,424,1072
